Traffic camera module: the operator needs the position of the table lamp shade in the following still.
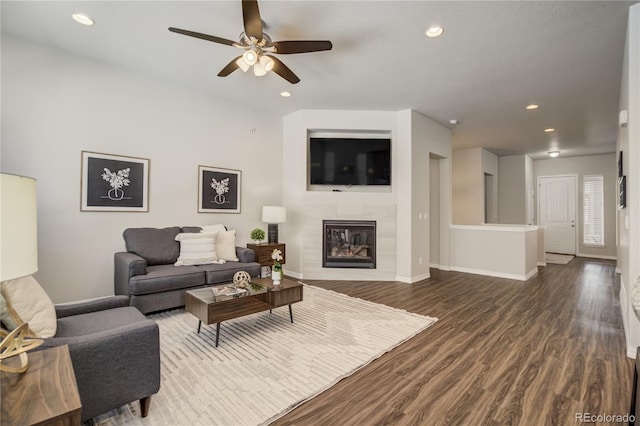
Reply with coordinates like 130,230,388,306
262,206,286,244
262,206,287,224
1,173,38,282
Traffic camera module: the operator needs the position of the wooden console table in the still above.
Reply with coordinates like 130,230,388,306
1,345,82,426
247,242,286,266
247,242,285,277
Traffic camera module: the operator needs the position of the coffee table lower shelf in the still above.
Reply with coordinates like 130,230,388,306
185,277,303,347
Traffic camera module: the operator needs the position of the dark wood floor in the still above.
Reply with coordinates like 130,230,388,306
273,257,634,426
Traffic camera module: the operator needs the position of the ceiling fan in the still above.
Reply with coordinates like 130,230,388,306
168,0,333,84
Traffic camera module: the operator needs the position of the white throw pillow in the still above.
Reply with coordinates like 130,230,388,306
216,230,239,261
0,276,57,338
201,224,227,234
175,232,221,266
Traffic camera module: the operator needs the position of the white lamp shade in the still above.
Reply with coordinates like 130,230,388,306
260,55,275,72
253,60,267,76
242,49,258,66
236,56,250,72
262,206,287,224
1,173,38,281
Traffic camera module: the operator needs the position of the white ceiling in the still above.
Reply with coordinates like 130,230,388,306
2,1,636,159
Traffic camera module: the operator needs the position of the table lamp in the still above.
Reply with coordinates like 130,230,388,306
0,173,43,373
262,206,286,244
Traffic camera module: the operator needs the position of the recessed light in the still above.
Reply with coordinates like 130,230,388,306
449,119,458,125
425,26,444,38
548,151,560,158
544,128,555,132
72,13,94,26
280,91,291,98
526,104,539,110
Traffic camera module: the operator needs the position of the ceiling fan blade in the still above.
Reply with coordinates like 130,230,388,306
242,0,263,41
272,40,333,54
218,56,242,77
169,27,236,47
270,56,300,84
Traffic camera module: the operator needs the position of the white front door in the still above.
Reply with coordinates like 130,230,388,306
538,176,577,255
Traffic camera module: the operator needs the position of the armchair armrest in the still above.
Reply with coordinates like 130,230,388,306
114,252,147,296
40,319,160,421
55,295,130,319
236,246,255,263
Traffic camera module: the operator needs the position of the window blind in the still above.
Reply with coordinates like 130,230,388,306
583,175,604,246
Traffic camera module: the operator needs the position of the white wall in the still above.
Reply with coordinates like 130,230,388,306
617,3,640,357
498,155,528,224
450,224,539,281
525,155,534,224
409,110,452,278
534,154,617,259
1,36,283,303
482,149,499,223
452,148,483,224
452,147,497,225
281,109,451,283
429,157,440,266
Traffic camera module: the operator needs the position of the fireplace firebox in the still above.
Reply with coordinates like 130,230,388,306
323,220,376,269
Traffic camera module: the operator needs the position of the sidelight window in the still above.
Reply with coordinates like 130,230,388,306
583,175,604,246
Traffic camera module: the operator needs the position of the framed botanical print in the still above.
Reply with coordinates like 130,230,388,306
81,151,149,212
198,165,241,213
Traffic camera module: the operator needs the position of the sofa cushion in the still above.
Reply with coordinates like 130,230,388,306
0,276,57,338
123,227,181,266
216,230,239,261
198,262,261,284
175,232,219,266
129,265,205,295
201,224,227,234
55,306,146,337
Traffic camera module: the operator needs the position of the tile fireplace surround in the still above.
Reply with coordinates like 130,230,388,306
295,203,396,281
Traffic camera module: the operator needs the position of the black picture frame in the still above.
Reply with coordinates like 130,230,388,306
81,151,149,212
198,165,241,213
619,175,626,209
618,150,624,178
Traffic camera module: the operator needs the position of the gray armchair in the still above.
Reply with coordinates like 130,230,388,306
38,295,160,422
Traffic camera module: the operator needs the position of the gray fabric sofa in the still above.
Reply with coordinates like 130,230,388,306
38,295,160,422
114,226,261,314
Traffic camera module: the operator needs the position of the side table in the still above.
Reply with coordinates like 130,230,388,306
1,345,82,426
247,242,286,278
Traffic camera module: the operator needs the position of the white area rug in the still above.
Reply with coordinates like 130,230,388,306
545,252,574,264
95,284,438,426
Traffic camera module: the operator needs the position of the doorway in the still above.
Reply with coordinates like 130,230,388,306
538,175,577,255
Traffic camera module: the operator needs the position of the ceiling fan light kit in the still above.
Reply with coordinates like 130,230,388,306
169,0,332,84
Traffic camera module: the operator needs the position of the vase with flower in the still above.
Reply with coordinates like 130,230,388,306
271,248,283,285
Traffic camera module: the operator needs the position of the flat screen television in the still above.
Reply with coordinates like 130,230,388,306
309,137,391,186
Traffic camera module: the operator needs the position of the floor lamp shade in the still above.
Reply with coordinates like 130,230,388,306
262,206,286,244
1,173,38,281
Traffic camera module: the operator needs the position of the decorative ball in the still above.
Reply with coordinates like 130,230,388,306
233,270,251,287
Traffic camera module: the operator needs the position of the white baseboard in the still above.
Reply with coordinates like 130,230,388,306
538,261,547,267
576,253,617,260
395,272,430,283
430,264,451,271
628,346,637,359
450,266,535,281
283,270,303,279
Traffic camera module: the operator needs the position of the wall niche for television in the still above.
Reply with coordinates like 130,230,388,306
307,130,392,193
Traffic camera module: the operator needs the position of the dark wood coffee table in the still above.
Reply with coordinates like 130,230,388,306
185,277,303,346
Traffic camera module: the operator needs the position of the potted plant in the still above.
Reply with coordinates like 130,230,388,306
271,248,283,284
250,228,265,243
